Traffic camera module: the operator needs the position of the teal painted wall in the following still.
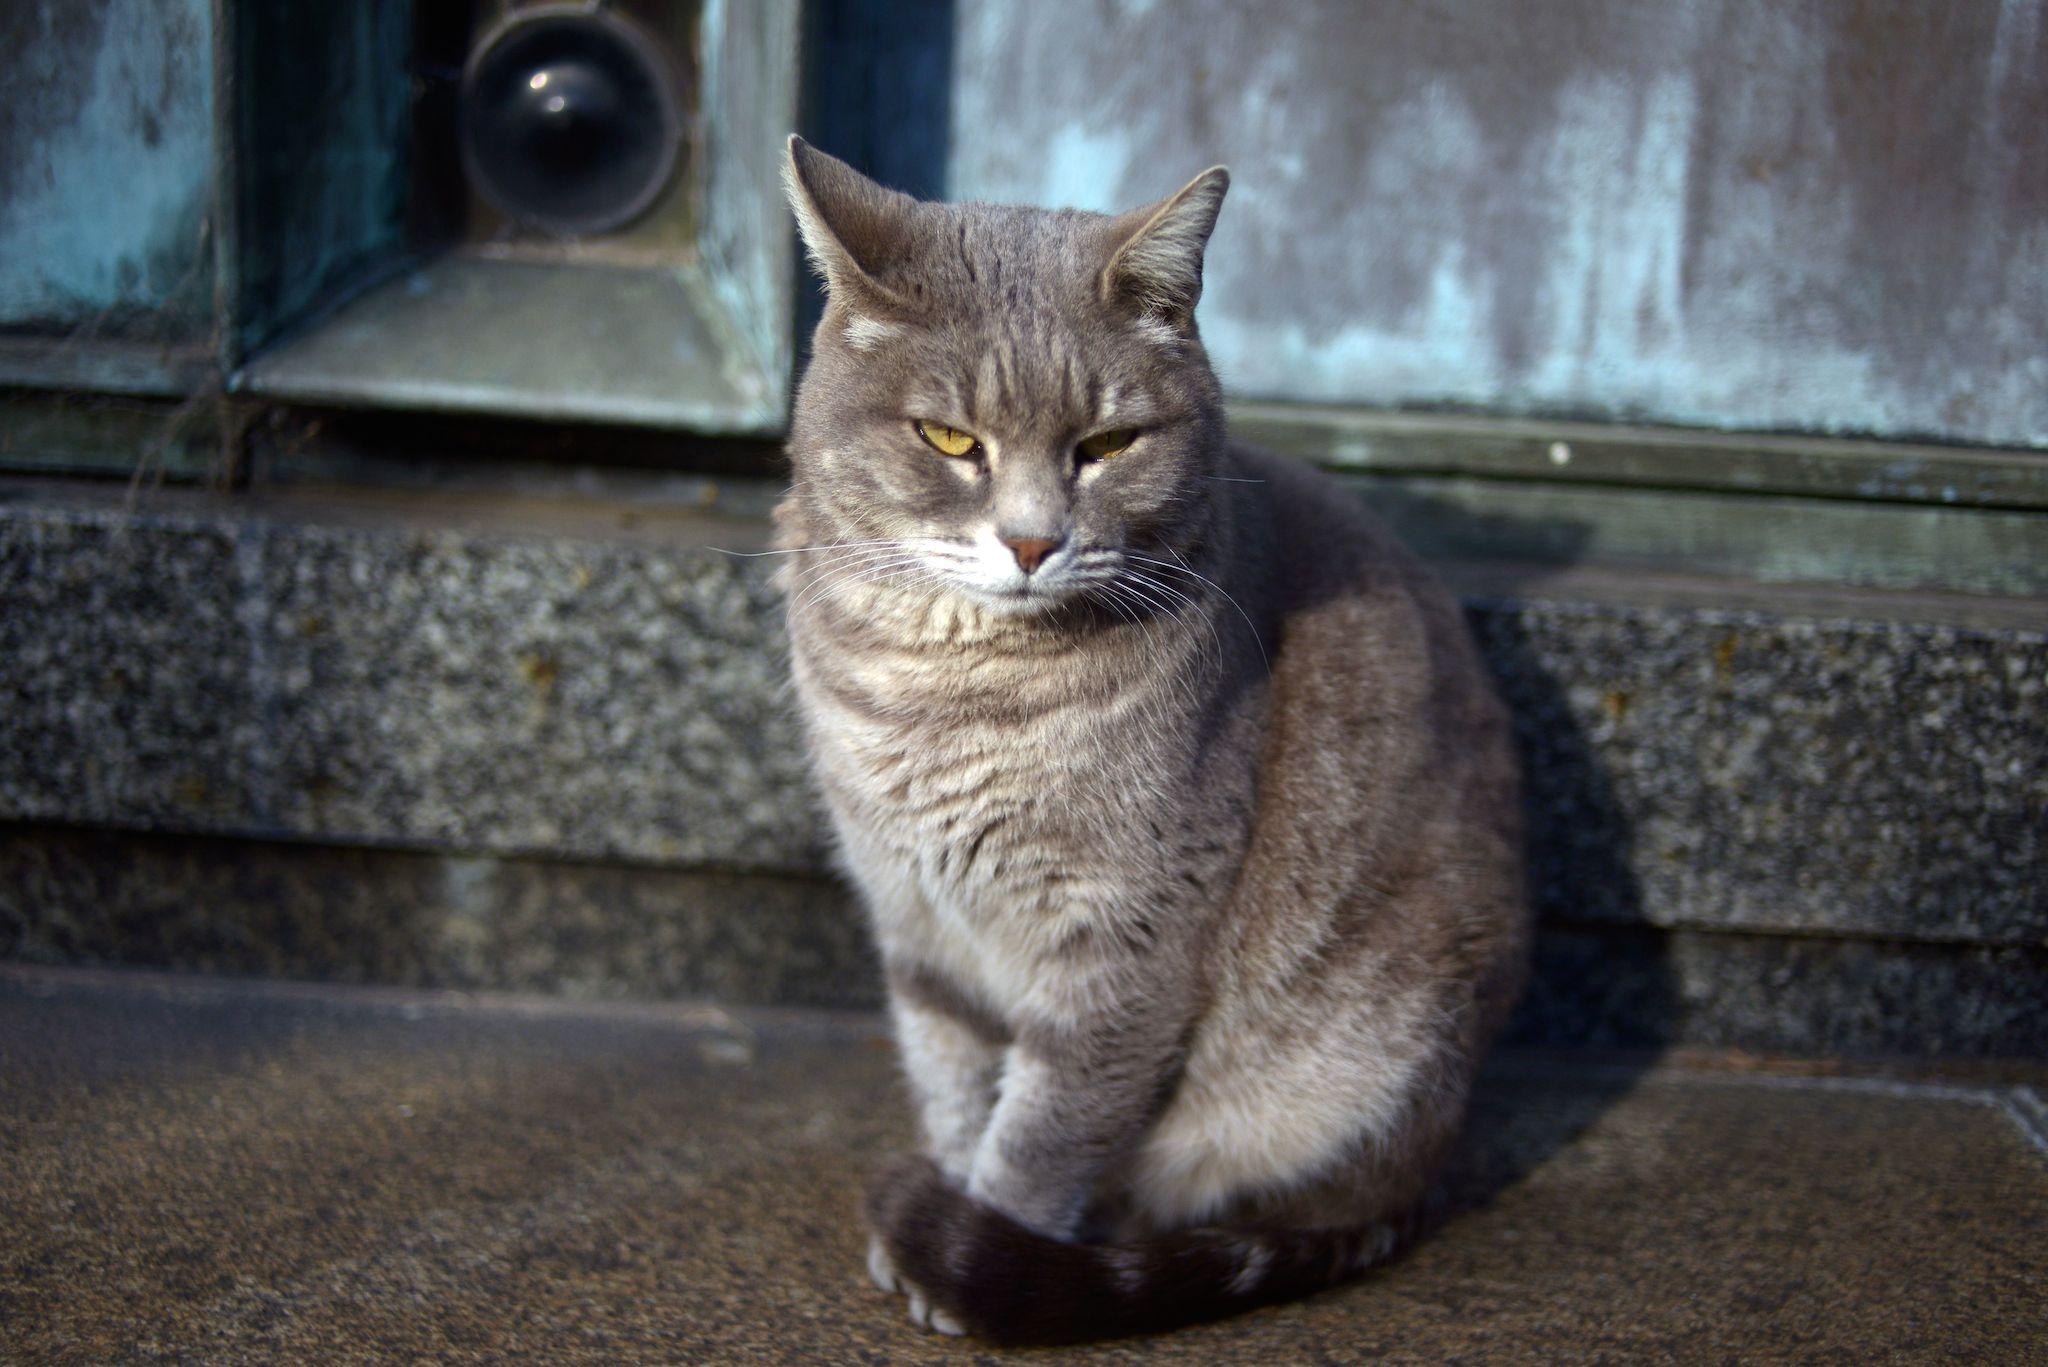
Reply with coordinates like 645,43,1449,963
947,0,2048,448
0,0,216,344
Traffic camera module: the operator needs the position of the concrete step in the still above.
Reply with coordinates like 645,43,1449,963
3,965,2044,1361
3,477,2042,943
4,477,2045,1057
6,822,2046,1058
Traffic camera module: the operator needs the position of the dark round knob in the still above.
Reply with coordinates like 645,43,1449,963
461,7,682,236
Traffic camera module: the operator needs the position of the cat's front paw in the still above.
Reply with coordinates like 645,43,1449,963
865,1234,964,1335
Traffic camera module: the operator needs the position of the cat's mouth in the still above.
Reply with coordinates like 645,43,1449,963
946,572,1078,616
995,583,1039,598
921,532,1083,613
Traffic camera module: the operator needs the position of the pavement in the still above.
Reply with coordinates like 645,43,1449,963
2,964,2044,1364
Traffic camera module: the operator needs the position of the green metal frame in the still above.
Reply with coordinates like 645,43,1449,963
1,0,2042,607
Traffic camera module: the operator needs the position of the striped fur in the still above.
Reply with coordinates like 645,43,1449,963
779,139,1529,1342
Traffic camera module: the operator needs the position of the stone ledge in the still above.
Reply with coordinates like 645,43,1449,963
1,481,821,872
0,824,873,1012
6,824,2043,1057
2,478,2043,946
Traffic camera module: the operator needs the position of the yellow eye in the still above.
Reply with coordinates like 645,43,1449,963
915,420,981,458
1077,428,1138,462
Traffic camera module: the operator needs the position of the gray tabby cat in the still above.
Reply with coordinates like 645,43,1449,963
775,136,1529,1343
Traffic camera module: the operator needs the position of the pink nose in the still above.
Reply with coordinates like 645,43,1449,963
1001,536,1061,574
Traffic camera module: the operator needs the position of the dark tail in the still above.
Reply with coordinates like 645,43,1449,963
866,1155,1424,1345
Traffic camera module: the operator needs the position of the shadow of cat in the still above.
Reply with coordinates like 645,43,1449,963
1445,575,1677,1214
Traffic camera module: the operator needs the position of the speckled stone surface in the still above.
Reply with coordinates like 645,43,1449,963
0,483,822,872
2,479,2044,954
5,824,2045,1057
1512,925,2048,1057
0,513,267,827
3,966,2044,1363
1471,596,2048,946
0,825,874,1010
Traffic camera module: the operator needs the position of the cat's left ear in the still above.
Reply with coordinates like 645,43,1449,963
784,135,920,316
1100,166,1231,328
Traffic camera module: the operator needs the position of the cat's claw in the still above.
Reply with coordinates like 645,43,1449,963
865,1234,901,1294
906,1288,966,1336
873,1237,965,1335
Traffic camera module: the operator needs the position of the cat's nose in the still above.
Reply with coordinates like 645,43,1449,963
1000,535,1063,574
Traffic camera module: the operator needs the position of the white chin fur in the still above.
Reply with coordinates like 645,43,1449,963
957,581,1068,615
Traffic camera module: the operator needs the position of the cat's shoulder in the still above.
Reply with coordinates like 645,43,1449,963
1223,441,1469,662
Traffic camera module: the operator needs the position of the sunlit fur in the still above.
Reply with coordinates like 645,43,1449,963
776,138,1529,1345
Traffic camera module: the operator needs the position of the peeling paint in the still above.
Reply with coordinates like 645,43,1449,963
948,0,2048,446
0,0,214,340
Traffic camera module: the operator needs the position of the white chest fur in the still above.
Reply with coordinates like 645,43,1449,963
790,620,1191,1019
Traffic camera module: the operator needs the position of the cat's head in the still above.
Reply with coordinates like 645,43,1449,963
782,137,1230,617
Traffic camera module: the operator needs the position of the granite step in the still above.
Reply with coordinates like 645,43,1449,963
3,476,2045,1057
3,477,2042,947
3,964,2044,1362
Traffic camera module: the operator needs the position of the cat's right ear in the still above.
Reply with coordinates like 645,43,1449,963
784,136,919,316
1100,166,1231,331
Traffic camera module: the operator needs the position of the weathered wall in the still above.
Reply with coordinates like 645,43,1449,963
232,3,415,360
0,0,216,344
948,0,2048,447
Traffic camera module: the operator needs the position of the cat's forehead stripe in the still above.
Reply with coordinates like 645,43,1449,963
973,350,1005,423
902,316,1151,434
960,325,1056,428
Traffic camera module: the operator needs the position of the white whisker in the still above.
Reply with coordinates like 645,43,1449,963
1119,568,1226,677
712,539,903,558
800,554,947,611
787,554,934,618
784,546,918,595
1128,551,1269,672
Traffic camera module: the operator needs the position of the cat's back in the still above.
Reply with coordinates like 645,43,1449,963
1226,442,1490,713
1218,440,1525,1005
